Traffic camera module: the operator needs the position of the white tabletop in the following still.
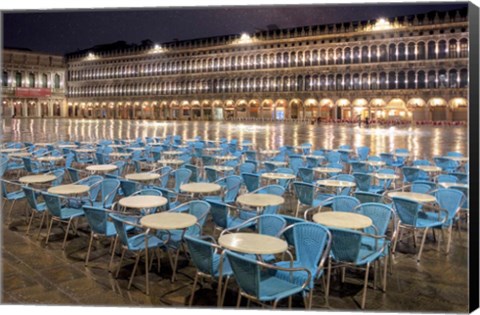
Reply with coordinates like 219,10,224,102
75,149,96,153
86,164,118,172
395,152,411,158
313,167,343,174
206,165,234,172
125,173,161,182
438,182,469,189
442,156,469,162
35,143,53,147
128,147,145,151
109,152,131,157
8,152,31,158
47,184,90,195
313,211,372,229
364,161,386,167
261,149,280,155
140,212,197,230
305,155,325,159
214,155,237,161
119,195,168,209
108,144,125,148
58,144,78,149
37,156,64,162
261,173,296,180
180,182,222,194
19,174,57,184
237,193,284,208
262,161,288,166
316,179,356,188
336,148,353,153
158,159,184,165
388,191,437,203
0,148,26,153
163,150,183,155
412,165,442,172
204,148,221,152
219,233,288,255
371,173,400,180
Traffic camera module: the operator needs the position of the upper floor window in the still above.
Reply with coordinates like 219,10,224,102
29,73,35,88
2,71,7,87
54,74,61,89
15,72,22,87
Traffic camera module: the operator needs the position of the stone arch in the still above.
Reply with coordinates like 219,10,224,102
352,98,369,120
448,97,468,121
385,98,410,120
304,98,319,120
288,98,303,119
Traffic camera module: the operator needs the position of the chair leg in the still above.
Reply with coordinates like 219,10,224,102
325,258,331,306
25,210,36,235
361,262,370,309
417,228,429,263
85,232,95,266
127,252,142,290
116,248,126,278
446,225,453,254
189,273,199,306
170,249,180,283
412,229,417,248
295,201,300,218
45,217,55,246
236,291,242,308
62,219,73,250
220,276,230,307
383,255,388,292
36,212,46,240
392,227,402,254
7,199,16,221
109,236,119,271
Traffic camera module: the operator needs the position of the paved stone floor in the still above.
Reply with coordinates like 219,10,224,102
0,118,470,313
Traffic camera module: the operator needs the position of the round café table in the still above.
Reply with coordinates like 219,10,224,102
19,174,57,185
204,148,221,153
219,232,288,255
34,143,53,147
261,149,280,156
438,182,469,189
313,211,372,230
128,147,145,151
37,156,64,163
140,212,198,291
442,156,469,163
214,155,238,161
157,159,184,168
47,184,90,195
8,152,31,158
205,165,234,175
163,150,183,157
313,167,343,179
119,195,168,213
125,172,161,183
388,191,437,203
109,152,131,159
364,160,386,168
237,193,284,215
180,182,222,198
75,148,96,153
316,179,356,195
0,148,26,153
86,164,118,174
262,161,288,167
260,172,296,185
58,144,78,149
412,165,442,173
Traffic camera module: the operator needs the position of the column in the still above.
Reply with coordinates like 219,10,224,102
48,101,54,117
22,100,28,117
446,106,452,121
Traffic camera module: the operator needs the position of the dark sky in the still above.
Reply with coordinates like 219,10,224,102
2,2,469,55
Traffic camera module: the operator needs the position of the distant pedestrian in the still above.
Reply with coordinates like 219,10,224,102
365,117,369,127
358,115,361,127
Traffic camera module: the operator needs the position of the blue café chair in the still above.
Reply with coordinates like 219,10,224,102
23,186,47,237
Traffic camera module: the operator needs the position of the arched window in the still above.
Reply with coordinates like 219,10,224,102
417,71,426,89
320,50,326,65
305,75,311,91
370,45,378,63
448,69,458,88
370,72,378,90
335,48,343,65
336,74,343,90
379,72,387,89
352,73,360,90
361,73,369,89
449,39,458,58
459,68,468,88
427,70,437,88
438,40,447,59
327,49,334,65
283,77,289,92
320,75,327,91
42,73,48,88
344,47,351,64
344,74,351,90
379,45,387,62
398,43,406,61
427,41,436,59
54,74,61,89
312,50,318,66
397,71,406,89
290,52,296,67
353,47,360,64
417,42,426,60
459,39,468,58
327,74,335,90
407,71,416,89
29,73,35,88
2,71,8,87
361,46,369,63
407,43,416,60
388,72,396,89
438,69,447,88
304,51,311,66
276,53,282,68
388,44,396,61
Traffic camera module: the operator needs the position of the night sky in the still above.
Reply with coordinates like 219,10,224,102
2,2,469,56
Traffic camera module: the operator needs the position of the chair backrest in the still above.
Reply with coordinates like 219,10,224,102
411,183,432,194
326,151,341,164
245,151,257,161
174,168,192,192
356,146,370,161
170,200,210,236
51,169,65,186
446,151,463,157
65,153,74,168
255,184,285,196
100,178,120,205
241,173,260,193
353,172,372,192
83,205,112,235
184,235,217,276
291,222,331,276
263,162,277,172
298,167,314,183
95,152,105,164
412,159,431,166
67,167,82,182
132,189,163,196
278,215,306,247
355,202,394,236
354,191,383,204
433,157,458,172
184,164,200,182
202,155,215,166
220,175,243,203
331,195,361,212
109,213,139,249
119,179,139,197
112,161,126,176
239,162,256,174
350,162,370,174
22,157,35,172
206,199,230,229
289,157,305,174
391,196,423,226
77,175,103,200
257,214,287,237
42,192,63,217
23,186,43,210
225,250,262,298
402,167,422,183
434,188,465,221
205,167,219,183
436,174,457,183
329,227,365,263
293,181,315,206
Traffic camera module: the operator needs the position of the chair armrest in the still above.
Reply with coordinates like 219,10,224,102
257,260,312,291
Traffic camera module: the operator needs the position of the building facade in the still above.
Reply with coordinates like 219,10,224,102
1,49,67,118
4,8,469,122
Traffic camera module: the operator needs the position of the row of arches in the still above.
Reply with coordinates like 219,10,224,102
66,97,467,122
69,38,468,81
1,99,63,118
68,68,468,98
2,71,63,89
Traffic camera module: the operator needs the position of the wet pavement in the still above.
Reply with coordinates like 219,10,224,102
0,117,469,312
